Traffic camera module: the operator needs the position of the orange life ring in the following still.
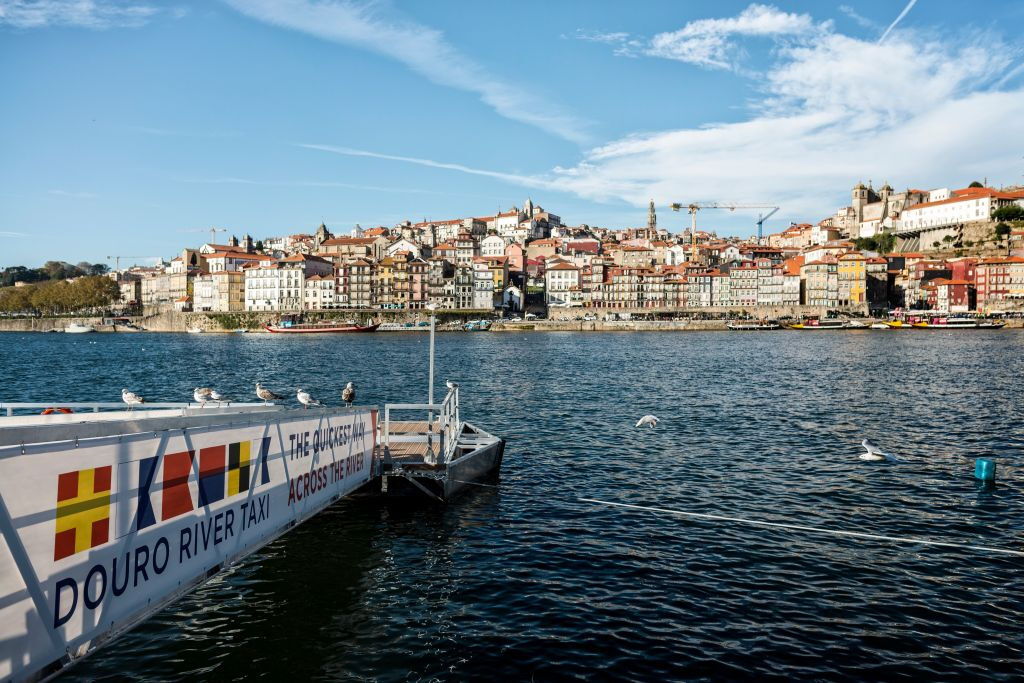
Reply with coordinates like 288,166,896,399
41,407,73,415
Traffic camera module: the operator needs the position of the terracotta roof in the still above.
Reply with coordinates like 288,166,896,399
548,262,578,271
320,237,378,246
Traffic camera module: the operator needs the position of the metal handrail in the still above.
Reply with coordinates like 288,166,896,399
0,402,271,417
382,387,461,465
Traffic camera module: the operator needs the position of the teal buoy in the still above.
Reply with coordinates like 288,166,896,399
975,458,996,483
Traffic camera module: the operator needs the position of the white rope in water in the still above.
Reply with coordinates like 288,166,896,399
580,498,1024,558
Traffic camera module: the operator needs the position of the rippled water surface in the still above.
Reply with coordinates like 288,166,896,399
3,330,1024,681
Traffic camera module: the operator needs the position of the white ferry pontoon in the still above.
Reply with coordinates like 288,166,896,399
0,386,502,681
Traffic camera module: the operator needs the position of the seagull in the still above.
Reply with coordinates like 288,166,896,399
635,415,659,428
122,388,144,410
860,438,894,461
341,382,356,407
446,380,459,391
209,389,226,404
193,387,212,405
296,388,321,409
255,382,283,404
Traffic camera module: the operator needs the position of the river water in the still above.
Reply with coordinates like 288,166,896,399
3,330,1024,681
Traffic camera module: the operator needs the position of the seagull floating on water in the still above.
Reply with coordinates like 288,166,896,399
193,387,212,405
122,388,145,410
860,438,894,461
255,382,283,404
635,415,659,428
296,388,321,409
341,382,356,407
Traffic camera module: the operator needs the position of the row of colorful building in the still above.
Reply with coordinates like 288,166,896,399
109,186,1024,315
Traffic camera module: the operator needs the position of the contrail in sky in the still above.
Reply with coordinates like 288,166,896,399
878,0,918,43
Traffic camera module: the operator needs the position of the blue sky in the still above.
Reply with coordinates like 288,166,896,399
2,0,1023,267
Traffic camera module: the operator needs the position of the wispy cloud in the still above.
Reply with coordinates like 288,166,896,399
0,0,179,29
177,176,462,196
48,189,96,198
575,4,825,71
878,0,918,43
222,0,588,144
0,230,29,237
297,143,551,190
838,4,878,30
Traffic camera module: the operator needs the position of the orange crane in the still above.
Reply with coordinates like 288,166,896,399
670,202,780,257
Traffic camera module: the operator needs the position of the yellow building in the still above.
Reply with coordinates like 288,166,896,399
837,252,867,306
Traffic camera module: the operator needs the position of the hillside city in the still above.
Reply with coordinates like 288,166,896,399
7,181,1024,317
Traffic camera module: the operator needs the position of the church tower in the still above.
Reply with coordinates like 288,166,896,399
524,197,534,218
647,199,657,233
852,182,868,223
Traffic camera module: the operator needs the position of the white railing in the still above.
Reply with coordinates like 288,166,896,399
0,402,270,417
382,387,461,465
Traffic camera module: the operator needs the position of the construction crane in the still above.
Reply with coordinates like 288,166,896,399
206,227,227,245
670,202,780,257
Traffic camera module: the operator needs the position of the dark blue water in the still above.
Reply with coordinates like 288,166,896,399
3,330,1024,681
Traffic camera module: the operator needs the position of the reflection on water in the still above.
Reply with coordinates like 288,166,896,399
2,330,1023,680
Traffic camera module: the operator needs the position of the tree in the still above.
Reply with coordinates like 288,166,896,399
992,205,1024,222
876,231,896,254
968,181,984,188
942,235,954,245
931,241,941,249
255,240,264,252
995,222,1012,255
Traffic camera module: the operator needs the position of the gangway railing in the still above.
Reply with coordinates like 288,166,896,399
381,387,461,465
0,401,271,417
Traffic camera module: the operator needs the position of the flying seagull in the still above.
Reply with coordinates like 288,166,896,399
296,388,321,409
635,415,659,428
341,382,356,407
193,387,212,405
860,438,894,461
255,382,283,404
122,388,145,410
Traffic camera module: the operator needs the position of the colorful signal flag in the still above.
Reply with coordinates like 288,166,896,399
54,465,112,561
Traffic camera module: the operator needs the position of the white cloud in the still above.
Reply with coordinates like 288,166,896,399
0,0,164,29
0,230,29,237
647,3,822,69
547,26,1024,222
222,0,588,144
838,4,878,30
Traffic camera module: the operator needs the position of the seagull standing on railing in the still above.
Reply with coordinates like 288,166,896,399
296,388,321,409
255,382,283,404
341,382,356,407
446,380,459,392
122,388,145,410
193,387,212,406
209,389,226,404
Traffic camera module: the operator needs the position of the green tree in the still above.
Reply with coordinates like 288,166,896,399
942,235,954,245
876,231,896,254
995,222,1012,255
931,240,941,249
992,205,1024,222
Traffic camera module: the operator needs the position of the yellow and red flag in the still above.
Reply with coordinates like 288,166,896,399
54,465,112,561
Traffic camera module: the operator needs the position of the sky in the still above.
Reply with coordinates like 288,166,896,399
2,0,1023,268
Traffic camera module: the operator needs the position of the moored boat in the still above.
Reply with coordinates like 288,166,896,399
789,319,849,330
264,319,379,333
64,323,95,334
911,317,980,329
186,326,204,334
727,321,781,330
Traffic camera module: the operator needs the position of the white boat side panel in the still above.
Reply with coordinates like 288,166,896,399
0,408,378,682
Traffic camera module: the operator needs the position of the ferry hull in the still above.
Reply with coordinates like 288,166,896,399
263,323,380,333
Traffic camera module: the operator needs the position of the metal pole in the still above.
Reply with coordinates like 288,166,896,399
428,310,435,405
